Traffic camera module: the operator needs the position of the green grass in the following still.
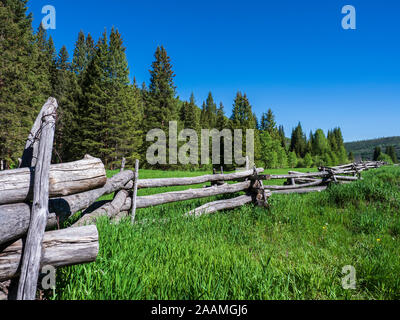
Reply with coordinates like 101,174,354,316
52,166,400,300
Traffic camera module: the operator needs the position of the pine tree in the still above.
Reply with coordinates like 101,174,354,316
77,31,110,162
288,151,298,168
385,146,398,164
230,92,258,167
373,146,382,161
52,45,81,163
0,0,50,166
260,109,277,136
278,125,286,149
290,123,307,158
203,92,217,129
181,93,200,132
145,45,177,131
312,129,330,156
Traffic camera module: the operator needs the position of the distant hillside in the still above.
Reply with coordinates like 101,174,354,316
345,136,400,161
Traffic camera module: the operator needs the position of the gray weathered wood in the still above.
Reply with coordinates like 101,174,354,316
185,195,253,217
136,168,263,189
131,160,139,224
262,179,325,190
112,211,129,223
120,157,126,172
73,190,128,227
17,100,57,300
135,181,251,209
0,225,99,282
49,170,134,222
0,203,57,246
0,155,107,205
20,98,56,168
271,186,327,194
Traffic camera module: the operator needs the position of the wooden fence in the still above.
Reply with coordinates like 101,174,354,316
0,98,386,300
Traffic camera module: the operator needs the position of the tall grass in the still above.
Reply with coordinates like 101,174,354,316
52,166,400,300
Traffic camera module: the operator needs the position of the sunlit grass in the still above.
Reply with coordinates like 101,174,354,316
53,166,400,300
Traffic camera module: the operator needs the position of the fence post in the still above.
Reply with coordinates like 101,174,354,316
120,157,126,172
16,98,57,300
131,159,139,224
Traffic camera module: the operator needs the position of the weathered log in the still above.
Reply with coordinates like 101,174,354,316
112,211,129,223
49,170,134,222
0,225,99,282
271,186,327,194
0,203,57,246
135,181,251,209
262,179,325,190
185,195,253,217
264,171,329,180
72,190,128,227
136,168,264,189
335,175,361,181
0,155,107,205
17,101,56,300
20,98,56,168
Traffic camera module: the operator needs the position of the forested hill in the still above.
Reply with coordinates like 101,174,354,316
345,137,400,161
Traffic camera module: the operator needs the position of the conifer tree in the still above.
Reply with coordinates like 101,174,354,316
260,109,277,136
373,146,382,161
385,146,398,164
290,123,307,158
278,125,286,149
202,92,217,129
145,45,177,131
0,0,49,165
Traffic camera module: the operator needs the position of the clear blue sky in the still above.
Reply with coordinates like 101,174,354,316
27,0,400,142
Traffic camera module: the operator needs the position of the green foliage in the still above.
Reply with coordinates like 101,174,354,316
377,153,394,165
288,151,298,168
345,136,400,161
385,146,398,164
76,29,143,168
290,122,307,158
303,152,313,168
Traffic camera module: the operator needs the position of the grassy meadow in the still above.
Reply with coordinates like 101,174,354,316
52,166,400,300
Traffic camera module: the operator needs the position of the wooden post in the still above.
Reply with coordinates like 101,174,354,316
0,160,3,171
16,98,57,300
245,156,250,171
120,157,126,172
130,160,139,224
20,98,56,168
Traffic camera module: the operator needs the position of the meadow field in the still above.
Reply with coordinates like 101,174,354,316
52,166,400,300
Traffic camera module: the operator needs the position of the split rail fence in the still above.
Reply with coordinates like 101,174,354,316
0,98,386,299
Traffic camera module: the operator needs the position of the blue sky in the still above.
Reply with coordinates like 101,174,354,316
27,0,400,142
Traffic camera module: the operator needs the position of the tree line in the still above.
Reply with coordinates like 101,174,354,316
373,146,398,164
0,0,350,170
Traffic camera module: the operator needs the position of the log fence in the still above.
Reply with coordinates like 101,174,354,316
0,98,387,300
